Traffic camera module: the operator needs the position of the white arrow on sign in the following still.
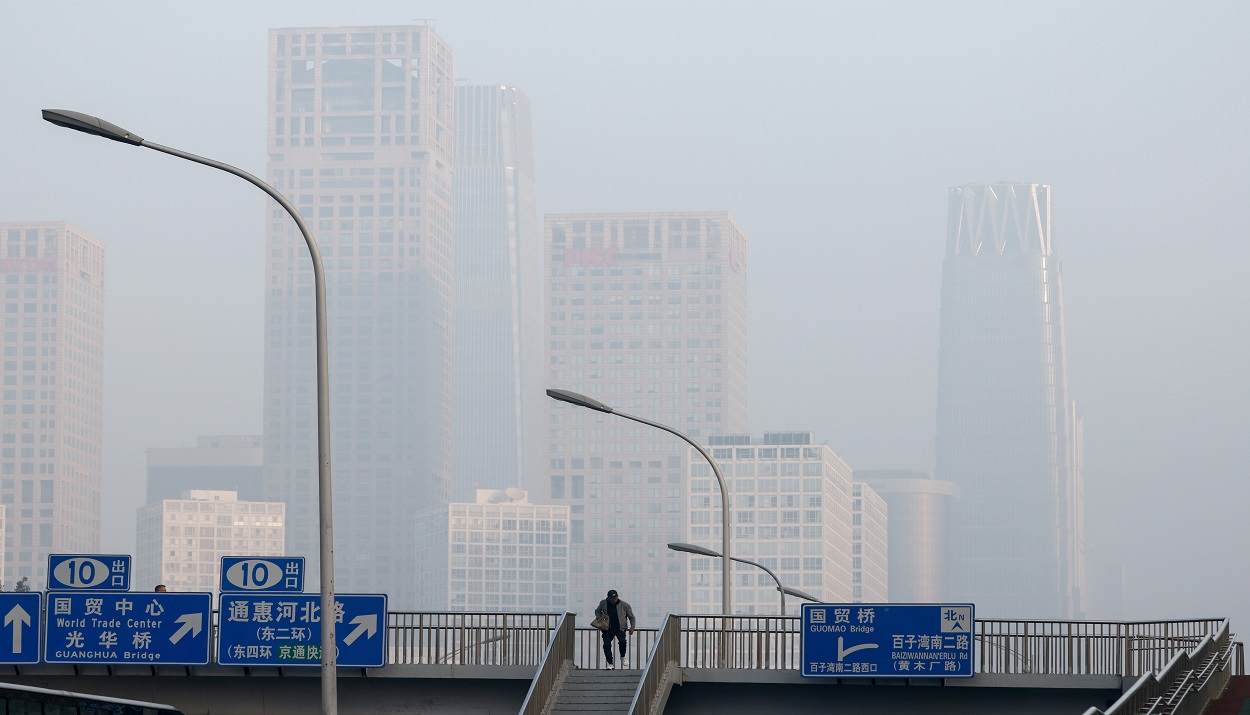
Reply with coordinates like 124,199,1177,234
342,614,378,646
4,605,31,653
169,612,203,644
837,636,879,662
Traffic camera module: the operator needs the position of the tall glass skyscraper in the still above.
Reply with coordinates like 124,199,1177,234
935,182,1086,619
0,222,105,589
451,85,542,500
264,27,455,606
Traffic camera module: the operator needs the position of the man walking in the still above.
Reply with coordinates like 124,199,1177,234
595,589,636,669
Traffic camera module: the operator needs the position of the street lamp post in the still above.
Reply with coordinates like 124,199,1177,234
668,542,820,616
42,110,339,715
546,388,732,666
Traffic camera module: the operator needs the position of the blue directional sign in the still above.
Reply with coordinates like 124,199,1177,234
0,593,42,664
801,603,975,678
47,554,131,591
220,556,305,593
43,592,211,665
217,593,387,668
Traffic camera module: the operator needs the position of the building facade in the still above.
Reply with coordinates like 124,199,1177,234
854,469,959,603
685,433,860,615
413,488,569,611
451,85,542,500
263,26,455,606
135,490,285,594
146,435,263,503
543,212,749,625
935,182,1086,618
851,482,888,603
0,222,105,589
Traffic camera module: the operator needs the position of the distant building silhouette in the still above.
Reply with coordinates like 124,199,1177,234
935,183,1086,618
451,85,542,500
854,469,958,602
0,222,105,590
146,435,262,503
263,26,456,607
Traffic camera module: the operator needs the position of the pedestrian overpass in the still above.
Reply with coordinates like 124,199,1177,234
0,611,1241,714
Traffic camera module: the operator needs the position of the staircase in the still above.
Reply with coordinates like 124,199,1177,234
1200,675,1250,715
547,667,643,714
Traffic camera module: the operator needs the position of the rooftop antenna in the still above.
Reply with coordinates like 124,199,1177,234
412,18,437,26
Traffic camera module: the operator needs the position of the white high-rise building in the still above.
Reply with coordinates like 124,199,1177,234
685,433,868,615
264,26,456,606
0,221,105,589
543,212,749,625
413,488,569,612
851,482,888,603
135,490,285,594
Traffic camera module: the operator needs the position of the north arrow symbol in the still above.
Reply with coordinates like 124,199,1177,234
4,605,31,653
169,612,203,644
343,614,377,646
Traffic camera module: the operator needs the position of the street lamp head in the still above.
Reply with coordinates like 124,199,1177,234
546,388,614,414
781,586,822,603
42,109,143,146
667,542,722,558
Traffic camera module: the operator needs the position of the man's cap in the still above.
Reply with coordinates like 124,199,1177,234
607,589,618,598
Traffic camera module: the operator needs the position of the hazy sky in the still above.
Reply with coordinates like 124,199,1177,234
2,1,1247,626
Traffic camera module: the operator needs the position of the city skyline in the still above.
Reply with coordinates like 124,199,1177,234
3,3,1246,632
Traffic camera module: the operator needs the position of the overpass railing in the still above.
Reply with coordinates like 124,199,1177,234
518,612,576,715
1080,619,1237,715
386,611,562,665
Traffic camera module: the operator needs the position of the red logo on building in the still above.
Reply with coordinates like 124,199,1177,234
564,249,619,267
0,258,57,273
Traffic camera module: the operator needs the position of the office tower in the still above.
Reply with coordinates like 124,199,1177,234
0,222,105,589
544,212,749,624
412,488,569,611
135,490,285,594
936,183,1086,618
264,27,456,606
854,469,959,602
146,435,263,503
851,483,888,602
685,433,860,615
451,85,541,500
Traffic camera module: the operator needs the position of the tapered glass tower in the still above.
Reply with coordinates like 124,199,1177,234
935,183,1085,619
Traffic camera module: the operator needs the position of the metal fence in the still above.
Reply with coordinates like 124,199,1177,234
386,611,562,666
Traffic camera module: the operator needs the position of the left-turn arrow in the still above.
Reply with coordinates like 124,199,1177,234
4,605,31,653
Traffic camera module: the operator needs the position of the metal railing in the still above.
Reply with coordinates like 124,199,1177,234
1080,620,1236,715
628,614,683,715
387,611,562,666
574,626,659,670
518,612,576,715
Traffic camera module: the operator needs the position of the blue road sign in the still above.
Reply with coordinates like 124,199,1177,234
801,603,975,678
47,554,131,591
220,556,305,593
43,592,211,665
217,593,387,668
0,593,42,664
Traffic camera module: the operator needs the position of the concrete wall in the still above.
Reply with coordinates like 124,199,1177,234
0,674,530,715
664,681,1122,715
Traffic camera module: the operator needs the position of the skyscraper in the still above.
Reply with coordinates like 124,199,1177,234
264,27,455,606
451,85,541,500
146,435,263,503
0,222,105,589
854,469,958,602
544,211,749,624
935,182,1086,618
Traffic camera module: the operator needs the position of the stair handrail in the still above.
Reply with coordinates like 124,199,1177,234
1080,619,1232,715
517,611,576,715
627,612,682,715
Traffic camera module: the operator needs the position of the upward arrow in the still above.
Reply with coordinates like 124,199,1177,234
4,604,31,654
343,614,378,646
170,612,203,645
